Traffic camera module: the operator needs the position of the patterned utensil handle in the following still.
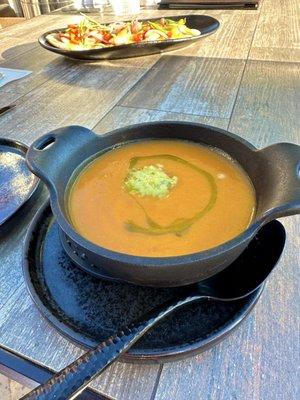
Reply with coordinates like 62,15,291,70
21,293,201,400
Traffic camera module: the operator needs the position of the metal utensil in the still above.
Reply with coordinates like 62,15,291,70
0,104,16,117
21,225,285,400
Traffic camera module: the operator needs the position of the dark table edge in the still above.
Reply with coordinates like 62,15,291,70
0,345,113,400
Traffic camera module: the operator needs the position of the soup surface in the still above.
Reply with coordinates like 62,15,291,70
68,140,255,257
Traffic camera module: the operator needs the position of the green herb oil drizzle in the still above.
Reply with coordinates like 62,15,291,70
124,154,217,236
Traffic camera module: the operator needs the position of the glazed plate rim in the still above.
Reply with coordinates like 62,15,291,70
0,138,40,227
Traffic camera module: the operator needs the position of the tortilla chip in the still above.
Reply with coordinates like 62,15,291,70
46,34,86,51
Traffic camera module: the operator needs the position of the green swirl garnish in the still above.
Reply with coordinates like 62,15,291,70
124,154,217,236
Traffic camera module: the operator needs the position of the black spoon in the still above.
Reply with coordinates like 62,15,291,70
22,222,285,400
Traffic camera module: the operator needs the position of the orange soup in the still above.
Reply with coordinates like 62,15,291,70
68,140,255,257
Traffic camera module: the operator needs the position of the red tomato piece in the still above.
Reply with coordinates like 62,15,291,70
103,33,112,42
133,32,144,42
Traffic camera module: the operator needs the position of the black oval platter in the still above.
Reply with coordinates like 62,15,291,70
23,201,286,363
38,15,220,60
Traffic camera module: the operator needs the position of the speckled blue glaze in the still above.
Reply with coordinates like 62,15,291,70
0,139,39,227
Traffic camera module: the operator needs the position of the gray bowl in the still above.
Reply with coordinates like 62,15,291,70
26,122,300,287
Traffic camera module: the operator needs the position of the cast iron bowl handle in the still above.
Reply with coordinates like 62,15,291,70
26,126,99,191
21,293,201,400
258,142,300,220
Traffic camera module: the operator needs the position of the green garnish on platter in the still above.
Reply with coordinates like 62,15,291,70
123,154,217,236
124,164,178,198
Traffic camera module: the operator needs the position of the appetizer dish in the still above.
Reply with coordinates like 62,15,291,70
46,15,201,51
68,139,255,257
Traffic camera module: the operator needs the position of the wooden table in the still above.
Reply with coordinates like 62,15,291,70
0,1,299,399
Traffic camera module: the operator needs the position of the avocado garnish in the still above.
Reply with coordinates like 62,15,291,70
124,164,178,198
124,154,217,236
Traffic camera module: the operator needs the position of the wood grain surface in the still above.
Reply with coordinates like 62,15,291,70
0,47,60,108
172,11,261,59
0,0,299,399
0,15,68,61
229,60,300,144
249,0,300,61
0,374,30,400
0,61,152,143
95,105,229,134
121,56,245,117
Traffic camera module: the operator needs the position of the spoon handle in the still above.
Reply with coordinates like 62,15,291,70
21,293,201,400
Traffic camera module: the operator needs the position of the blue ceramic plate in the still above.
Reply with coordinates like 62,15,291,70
0,138,39,228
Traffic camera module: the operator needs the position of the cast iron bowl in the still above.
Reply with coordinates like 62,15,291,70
38,15,219,61
26,122,300,287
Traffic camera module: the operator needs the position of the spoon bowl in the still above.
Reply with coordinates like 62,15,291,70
196,221,286,300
